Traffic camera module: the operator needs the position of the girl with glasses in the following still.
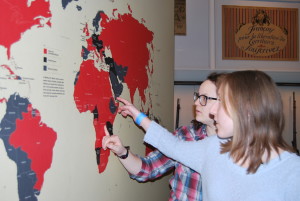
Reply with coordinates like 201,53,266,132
110,70,300,201
102,73,223,201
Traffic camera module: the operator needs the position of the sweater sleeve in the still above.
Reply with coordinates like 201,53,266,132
144,121,208,173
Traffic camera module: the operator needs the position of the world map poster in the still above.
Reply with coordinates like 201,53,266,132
0,0,174,201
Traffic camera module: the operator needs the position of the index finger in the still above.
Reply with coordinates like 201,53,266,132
117,97,132,106
104,125,110,137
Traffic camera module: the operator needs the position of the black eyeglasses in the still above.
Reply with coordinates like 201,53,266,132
193,92,218,106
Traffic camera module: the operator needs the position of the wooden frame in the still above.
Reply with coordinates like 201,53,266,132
222,5,299,61
174,0,186,35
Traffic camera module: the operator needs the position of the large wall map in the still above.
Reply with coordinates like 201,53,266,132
0,0,157,201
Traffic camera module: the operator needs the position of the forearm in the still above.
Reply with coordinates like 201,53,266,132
118,151,142,175
144,121,204,173
139,116,151,131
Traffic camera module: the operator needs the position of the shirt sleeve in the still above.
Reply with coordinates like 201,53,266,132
129,149,175,182
144,121,208,173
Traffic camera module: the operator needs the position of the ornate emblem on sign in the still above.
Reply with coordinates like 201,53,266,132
222,5,298,61
235,10,287,57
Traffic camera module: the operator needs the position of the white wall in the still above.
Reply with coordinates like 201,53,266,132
174,0,300,148
175,0,210,69
174,0,300,82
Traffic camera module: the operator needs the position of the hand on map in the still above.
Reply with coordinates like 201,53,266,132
117,97,141,120
117,97,151,130
102,125,127,156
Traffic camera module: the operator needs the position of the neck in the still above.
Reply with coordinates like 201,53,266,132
206,124,217,136
237,148,283,168
261,148,283,163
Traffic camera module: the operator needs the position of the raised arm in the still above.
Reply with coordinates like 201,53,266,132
116,97,208,173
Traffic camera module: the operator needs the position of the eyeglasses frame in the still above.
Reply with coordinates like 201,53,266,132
193,92,218,106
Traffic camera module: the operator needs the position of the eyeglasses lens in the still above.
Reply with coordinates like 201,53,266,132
193,93,197,101
199,96,207,106
194,92,207,106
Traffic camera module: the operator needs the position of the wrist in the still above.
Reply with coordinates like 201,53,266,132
135,112,147,126
117,146,130,159
118,147,128,156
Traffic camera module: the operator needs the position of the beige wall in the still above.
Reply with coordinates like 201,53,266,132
0,0,174,201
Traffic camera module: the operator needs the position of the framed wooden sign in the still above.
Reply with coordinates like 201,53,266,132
175,0,186,35
222,5,299,61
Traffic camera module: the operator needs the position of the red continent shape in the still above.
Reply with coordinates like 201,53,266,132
99,12,154,104
74,11,154,173
74,59,117,173
0,0,51,58
9,104,57,191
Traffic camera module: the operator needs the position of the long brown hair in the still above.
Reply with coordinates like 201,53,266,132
218,70,294,174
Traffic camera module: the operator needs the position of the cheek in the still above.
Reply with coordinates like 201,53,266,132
209,101,218,115
215,107,224,123
219,108,228,124
203,105,214,119
216,105,222,119
220,112,234,136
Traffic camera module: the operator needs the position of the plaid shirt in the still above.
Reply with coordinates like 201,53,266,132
130,123,207,201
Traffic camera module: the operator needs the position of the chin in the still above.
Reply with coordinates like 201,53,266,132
195,117,203,123
217,134,229,139
217,132,232,139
